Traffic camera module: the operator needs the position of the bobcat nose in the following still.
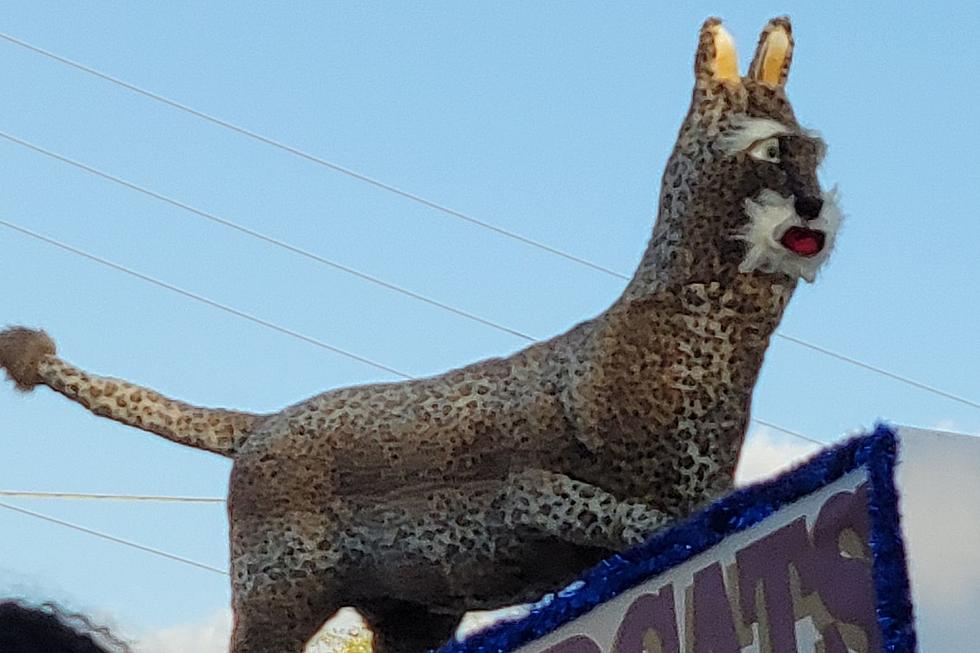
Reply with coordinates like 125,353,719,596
795,196,824,220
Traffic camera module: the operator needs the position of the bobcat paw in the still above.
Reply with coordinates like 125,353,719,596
615,502,668,547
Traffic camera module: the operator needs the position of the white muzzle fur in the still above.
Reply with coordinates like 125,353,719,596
736,188,842,282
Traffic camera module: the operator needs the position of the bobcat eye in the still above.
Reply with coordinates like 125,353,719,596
748,137,781,163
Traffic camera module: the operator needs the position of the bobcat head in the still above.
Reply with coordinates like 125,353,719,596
651,17,840,286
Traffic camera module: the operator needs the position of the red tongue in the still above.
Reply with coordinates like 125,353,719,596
780,227,825,257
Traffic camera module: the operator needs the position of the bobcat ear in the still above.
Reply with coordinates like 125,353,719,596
694,18,741,87
748,17,794,87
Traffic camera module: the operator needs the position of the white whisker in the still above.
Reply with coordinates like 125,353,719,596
736,188,842,282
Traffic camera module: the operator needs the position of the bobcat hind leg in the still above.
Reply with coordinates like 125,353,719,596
360,601,463,653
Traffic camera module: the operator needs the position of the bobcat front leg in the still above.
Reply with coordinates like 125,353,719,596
502,469,669,549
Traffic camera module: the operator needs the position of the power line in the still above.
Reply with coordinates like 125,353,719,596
0,419,830,507
775,334,980,411
0,500,228,575
4,31,978,415
0,416,820,578
0,22,957,573
0,130,536,343
0,219,413,380
0,421,839,509
749,418,825,447
0,31,625,281
2,132,977,415
0,490,224,503
0,218,828,449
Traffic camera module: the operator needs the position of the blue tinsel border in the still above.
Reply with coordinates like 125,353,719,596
438,424,916,653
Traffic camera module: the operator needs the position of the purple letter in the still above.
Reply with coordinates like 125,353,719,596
613,585,680,653
690,562,740,653
736,517,809,651
796,485,879,651
541,635,603,653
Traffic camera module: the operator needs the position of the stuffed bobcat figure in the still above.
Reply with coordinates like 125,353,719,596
0,16,839,653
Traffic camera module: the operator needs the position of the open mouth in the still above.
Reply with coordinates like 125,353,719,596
780,226,826,257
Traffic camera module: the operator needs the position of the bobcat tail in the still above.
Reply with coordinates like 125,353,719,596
0,327,260,457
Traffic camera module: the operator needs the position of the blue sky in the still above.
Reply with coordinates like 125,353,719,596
0,2,977,651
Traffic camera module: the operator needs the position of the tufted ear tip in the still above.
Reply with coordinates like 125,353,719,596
749,16,795,87
695,17,741,86
699,16,723,33
767,16,793,35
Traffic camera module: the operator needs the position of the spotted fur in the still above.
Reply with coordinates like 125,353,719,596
0,16,840,653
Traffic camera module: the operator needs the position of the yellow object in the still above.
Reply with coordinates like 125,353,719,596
757,26,791,86
710,24,741,83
